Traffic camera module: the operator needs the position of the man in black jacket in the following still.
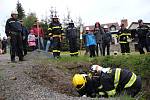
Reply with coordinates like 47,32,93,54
136,19,150,54
5,10,24,62
146,31,150,51
72,66,141,98
20,20,29,56
66,21,78,56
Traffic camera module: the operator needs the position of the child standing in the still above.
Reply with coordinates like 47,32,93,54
28,30,36,51
85,27,96,57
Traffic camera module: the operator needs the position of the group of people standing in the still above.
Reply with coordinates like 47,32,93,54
136,19,150,54
83,22,112,57
83,19,150,57
47,17,79,58
5,10,44,62
117,19,150,55
4,9,150,61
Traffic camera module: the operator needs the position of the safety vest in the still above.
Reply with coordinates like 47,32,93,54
118,33,131,43
48,23,64,37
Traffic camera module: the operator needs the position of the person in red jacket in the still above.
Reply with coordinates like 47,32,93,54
31,24,44,50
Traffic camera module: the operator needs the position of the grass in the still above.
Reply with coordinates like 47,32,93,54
47,53,150,100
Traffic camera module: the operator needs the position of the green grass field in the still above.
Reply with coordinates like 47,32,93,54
48,53,150,100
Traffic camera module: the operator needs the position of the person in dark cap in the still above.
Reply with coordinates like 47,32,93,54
136,19,150,54
66,20,79,56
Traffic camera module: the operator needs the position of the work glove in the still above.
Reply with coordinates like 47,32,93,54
82,95,87,97
48,33,52,36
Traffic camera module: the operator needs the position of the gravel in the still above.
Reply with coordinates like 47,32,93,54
0,51,115,100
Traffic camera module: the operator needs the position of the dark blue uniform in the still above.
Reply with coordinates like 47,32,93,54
146,32,150,50
77,68,141,98
136,25,150,54
2,38,7,54
118,28,131,54
48,22,64,58
21,25,29,56
5,18,23,62
66,23,78,56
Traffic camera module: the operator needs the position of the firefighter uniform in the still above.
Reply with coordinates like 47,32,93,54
66,22,78,56
48,19,64,58
146,32,150,50
5,13,24,62
72,68,141,98
118,28,131,54
136,24,150,54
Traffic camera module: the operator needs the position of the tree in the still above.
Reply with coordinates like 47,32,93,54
23,13,37,30
16,0,25,20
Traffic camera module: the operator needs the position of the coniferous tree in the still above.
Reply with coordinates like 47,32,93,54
16,0,25,20
23,13,37,30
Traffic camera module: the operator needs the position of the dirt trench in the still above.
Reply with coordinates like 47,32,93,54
0,50,94,100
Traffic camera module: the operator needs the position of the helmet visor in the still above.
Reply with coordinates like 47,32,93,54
76,83,86,90
76,84,83,89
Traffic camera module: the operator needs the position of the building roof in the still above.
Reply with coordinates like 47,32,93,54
128,22,150,30
101,22,120,30
84,22,120,31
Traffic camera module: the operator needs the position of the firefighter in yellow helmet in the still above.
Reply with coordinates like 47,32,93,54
72,65,142,98
72,73,97,97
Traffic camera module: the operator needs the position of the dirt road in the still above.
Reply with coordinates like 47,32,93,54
0,51,87,100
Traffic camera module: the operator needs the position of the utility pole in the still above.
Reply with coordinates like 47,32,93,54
80,24,83,55
36,19,40,49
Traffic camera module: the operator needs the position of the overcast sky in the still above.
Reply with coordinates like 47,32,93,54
0,0,150,37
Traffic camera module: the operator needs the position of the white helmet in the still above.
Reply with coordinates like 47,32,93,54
11,10,18,15
91,65,103,72
103,25,108,29
91,65,111,73
85,27,90,31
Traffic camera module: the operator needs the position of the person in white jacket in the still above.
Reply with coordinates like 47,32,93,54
28,30,36,51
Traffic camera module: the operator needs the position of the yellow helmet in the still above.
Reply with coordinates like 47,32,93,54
72,74,87,90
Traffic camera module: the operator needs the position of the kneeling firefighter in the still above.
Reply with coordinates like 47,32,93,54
72,65,141,98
